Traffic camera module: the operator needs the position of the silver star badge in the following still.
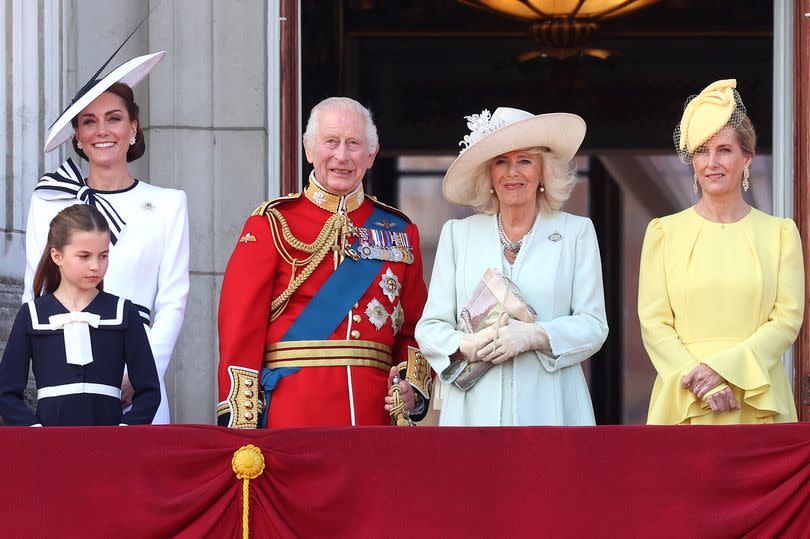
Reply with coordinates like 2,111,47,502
378,268,402,303
365,298,389,330
391,303,404,336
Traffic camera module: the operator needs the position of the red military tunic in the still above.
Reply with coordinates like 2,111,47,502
217,175,429,428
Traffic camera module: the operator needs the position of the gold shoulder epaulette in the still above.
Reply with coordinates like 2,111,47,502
367,195,413,224
251,192,302,216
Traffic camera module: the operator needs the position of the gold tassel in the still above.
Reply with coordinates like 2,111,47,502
389,377,412,426
232,445,266,539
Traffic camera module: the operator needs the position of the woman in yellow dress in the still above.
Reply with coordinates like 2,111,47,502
639,79,804,424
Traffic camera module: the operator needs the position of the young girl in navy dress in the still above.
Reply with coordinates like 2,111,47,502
0,205,159,426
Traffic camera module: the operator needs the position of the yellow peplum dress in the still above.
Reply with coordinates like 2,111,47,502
639,207,803,424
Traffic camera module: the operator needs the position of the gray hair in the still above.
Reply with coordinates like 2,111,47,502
473,146,578,215
303,97,379,151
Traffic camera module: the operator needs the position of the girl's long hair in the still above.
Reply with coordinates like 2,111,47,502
32,204,110,297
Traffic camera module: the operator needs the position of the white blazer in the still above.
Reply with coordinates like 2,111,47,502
23,181,189,425
415,212,608,426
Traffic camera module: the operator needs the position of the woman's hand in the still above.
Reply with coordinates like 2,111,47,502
458,324,498,363
478,313,550,365
704,387,740,413
384,366,416,415
682,364,724,399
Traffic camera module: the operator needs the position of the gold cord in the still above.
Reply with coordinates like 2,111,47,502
266,208,353,320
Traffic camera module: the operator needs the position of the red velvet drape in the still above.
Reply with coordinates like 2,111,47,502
0,425,808,538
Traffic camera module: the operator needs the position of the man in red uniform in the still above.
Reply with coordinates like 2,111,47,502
217,97,431,428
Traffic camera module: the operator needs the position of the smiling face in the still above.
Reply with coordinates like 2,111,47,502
692,127,752,198
51,230,110,293
74,91,137,168
489,149,543,212
303,107,378,195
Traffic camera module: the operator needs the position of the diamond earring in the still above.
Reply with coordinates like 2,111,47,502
693,173,699,195
742,167,750,192
129,135,136,146
76,140,83,150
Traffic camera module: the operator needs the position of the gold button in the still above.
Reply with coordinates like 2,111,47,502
244,389,254,398
352,315,362,323
244,401,253,409
350,330,360,339
244,379,253,387
354,303,359,308
244,412,253,420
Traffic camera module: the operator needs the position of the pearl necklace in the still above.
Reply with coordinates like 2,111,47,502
497,212,536,254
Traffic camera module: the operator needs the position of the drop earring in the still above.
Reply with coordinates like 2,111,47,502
129,135,136,146
539,184,545,193
742,167,750,192
693,173,699,195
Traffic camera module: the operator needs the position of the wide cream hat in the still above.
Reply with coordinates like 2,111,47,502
442,107,585,207
44,51,166,152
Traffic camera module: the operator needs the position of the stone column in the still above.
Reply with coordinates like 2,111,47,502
148,0,270,424
0,0,69,423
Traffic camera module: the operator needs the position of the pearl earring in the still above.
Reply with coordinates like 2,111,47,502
76,140,83,150
539,184,545,193
489,188,494,194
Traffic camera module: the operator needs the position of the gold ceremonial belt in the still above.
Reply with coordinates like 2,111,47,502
264,339,393,372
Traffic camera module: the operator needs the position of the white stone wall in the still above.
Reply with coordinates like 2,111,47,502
148,0,270,424
1,0,277,424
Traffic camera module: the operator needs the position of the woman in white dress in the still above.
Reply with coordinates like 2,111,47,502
415,107,608,426
23,52,189,424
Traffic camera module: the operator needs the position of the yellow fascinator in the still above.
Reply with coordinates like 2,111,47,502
673,79,746,164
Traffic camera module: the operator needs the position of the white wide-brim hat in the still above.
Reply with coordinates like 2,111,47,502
442,107,586,207
44,51,166,153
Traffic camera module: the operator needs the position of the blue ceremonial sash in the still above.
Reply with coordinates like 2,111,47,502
259,205,408,427
280,205,407,341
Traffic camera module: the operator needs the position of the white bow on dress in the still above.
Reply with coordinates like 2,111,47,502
48,312,101,366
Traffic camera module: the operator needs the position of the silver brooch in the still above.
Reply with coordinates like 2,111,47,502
549,232,562,242
143,201,154,211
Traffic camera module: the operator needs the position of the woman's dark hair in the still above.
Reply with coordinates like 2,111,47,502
70,82,145,162
32,205,110,297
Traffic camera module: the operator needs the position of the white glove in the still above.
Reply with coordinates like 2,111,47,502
479,313,550,365
457,324,498,364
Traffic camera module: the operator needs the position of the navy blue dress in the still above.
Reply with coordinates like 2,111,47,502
0,292,160,426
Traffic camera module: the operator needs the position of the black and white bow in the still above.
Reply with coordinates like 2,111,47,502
35,158,126,245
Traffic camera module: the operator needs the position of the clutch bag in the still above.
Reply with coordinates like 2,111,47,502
441,268,537,391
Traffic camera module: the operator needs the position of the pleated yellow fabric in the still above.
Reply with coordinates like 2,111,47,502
639,207,803,424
